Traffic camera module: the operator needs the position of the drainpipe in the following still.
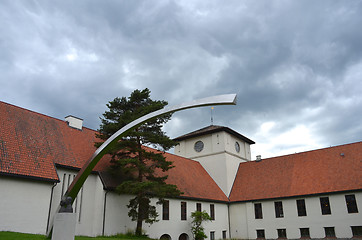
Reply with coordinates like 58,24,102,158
46,182,57,233
102,191,109,236
227,203,231,239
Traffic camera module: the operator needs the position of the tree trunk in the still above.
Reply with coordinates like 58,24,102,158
135,195,144,236
135,218,143,236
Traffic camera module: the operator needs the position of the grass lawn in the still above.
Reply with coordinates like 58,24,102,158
0,231,155,240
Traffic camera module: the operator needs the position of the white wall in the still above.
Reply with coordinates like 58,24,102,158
103,193,135,236
175,132,251,161
145,199,229,240
51,168,231,239
230,192,362,239
49,168,106,237
0,176,53,234
174,131,251,196
104,194,230,240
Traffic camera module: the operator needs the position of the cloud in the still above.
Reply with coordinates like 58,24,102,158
1,0,361,157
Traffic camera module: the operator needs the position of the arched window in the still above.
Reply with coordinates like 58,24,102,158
179,233,189,240
160,234,171,240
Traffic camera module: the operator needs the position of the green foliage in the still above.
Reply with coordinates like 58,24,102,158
191,211,212,240
0,231,157,240
96,88,182,235
0,231,48,240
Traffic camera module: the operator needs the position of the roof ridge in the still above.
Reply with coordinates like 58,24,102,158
240,140,362,164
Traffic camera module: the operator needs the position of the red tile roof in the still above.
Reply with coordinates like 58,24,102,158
229,142,362,202
2,100,360,202
0,101,101,181
0,101,227,201
161,152,229,202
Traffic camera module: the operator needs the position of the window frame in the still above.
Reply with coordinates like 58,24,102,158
162,200,169,220
351,226,362,238
256,229,265,239
196,202,202,212
274,201,284,218
296,199,307,217
320,197,332,215
254,203,263,219
210,231,215,240
222,230,227,239
181,201,187,221
210,204,215,220
324,227,336,238
345,194,359,213
300,228,310,238
277,229,287,239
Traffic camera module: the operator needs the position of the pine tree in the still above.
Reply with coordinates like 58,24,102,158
96,88,182,235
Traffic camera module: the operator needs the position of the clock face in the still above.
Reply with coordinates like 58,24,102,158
194,141,204,152
235,141,240,153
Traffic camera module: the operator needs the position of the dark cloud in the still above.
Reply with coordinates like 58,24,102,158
1,0,361,158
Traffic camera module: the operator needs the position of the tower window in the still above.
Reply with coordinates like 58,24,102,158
194,141,204,152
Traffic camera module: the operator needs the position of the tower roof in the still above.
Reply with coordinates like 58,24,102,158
174,125,255,144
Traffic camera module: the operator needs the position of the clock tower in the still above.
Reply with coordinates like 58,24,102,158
173,125,255,196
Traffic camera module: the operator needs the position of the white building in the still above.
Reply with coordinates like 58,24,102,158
0,100,361,239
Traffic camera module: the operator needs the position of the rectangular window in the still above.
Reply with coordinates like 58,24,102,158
300,228,310,238
181,202,187,220
297,199,307,216
67,174,71,188
210,204,215,220
73,175,77,213
210,231,215,240
274,201,284,218
345,194,359,213
196,202,202,212
163,200,169,220
254,203,263,219
61,173,67,196
256,229,265,239
277,229,287,239
222,230,227,239
324,227,335,238
78,187,83,222
351,226,362,237
320,197,331,215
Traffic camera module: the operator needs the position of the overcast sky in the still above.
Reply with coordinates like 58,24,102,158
1,0,361,159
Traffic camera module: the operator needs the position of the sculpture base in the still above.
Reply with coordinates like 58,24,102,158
52,212,76,240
